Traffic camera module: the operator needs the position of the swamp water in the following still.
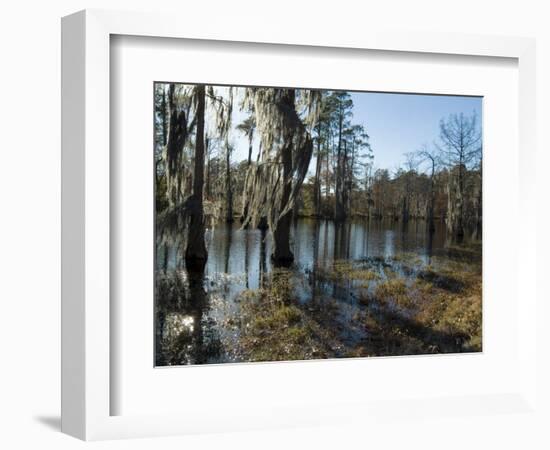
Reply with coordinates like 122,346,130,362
155,218,482,366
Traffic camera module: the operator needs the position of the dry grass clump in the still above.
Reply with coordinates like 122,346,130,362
236,270,329,362
417,266,465,293
355,310,428,356
358,246,482,355
315,260,380,285
373,279,416,309
415,266,482,352
391,252,423,266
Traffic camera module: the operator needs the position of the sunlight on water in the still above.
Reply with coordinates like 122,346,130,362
155,218,480,365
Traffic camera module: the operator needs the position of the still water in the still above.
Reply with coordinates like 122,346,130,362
155,218,467,366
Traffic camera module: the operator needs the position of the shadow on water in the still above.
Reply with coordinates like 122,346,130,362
156,218,481,365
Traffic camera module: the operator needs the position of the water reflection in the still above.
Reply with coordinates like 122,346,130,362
155,218,475,365
160,219,448,281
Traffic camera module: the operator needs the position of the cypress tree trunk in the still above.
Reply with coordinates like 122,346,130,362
165,84,188,206
405,197,410,222
428,159,436,233
161,88,168,146
271,90,295,266
185,85,208,271
446,167,464,240
402,173,410,223
475,167,482,239
334,106,346,222
225,141,234,223
247,133,253,165
313,122,322,217
325,140,330,203
347,140,356,215
204,136,210,199
238,120,254,224
342,140,350,218
456,163,465,238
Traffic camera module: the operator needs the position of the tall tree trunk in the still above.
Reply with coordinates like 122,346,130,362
446,179,455,234
313,122,322,217
271,90,295,266
185,85,208,271
240,171,250,224
456,162,465,238
325,137,330,201
223,223,232,274
237,116,255,224
446,167,464,240
402,196,409,223
341,140,349,220
402,173,410,223
166,84,188,206
257,140,269,230
204,135,210,199
292,192,301,223
161,87,168,146
334,108,345,222
244,231,249,288
225,140,234,223
247,133,253,165
157,86,168,186
347,140,356,215
240,135,254,224
259,228,267,288
429,164,435,229
475,164,482,239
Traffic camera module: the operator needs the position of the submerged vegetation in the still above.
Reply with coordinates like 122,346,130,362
154,82,482,365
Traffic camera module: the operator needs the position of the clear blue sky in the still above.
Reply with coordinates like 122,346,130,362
350,92,482,171
222,88,482,173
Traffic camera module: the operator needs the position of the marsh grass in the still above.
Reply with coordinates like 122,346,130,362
374,279,416,309
360,249,482,355
156,242,482,364
416,267,466,293
236,270,331,361
315,260,380,285
233,244,481,361
414,265,482,352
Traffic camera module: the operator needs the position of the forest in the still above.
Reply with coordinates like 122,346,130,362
154,83,483,365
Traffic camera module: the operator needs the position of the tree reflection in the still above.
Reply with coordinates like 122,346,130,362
426,228,434,265
223,223,233,275
244,230,250,289
155,264,222,366
310,219,321,301
259,227,267,288
156,218,478,365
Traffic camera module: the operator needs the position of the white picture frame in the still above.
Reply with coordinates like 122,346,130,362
61,9,537,441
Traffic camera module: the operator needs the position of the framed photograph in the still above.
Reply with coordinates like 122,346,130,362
62,9,537,440
152,82,483,367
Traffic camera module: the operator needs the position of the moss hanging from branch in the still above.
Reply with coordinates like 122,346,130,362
164,85,197,207
240,88,320,264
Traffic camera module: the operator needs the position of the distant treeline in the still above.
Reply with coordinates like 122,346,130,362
300,163,481,235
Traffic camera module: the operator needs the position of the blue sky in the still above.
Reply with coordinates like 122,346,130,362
350,92,482,171
218,88,482,174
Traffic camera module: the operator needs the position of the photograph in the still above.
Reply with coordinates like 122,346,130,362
154,83,483,366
